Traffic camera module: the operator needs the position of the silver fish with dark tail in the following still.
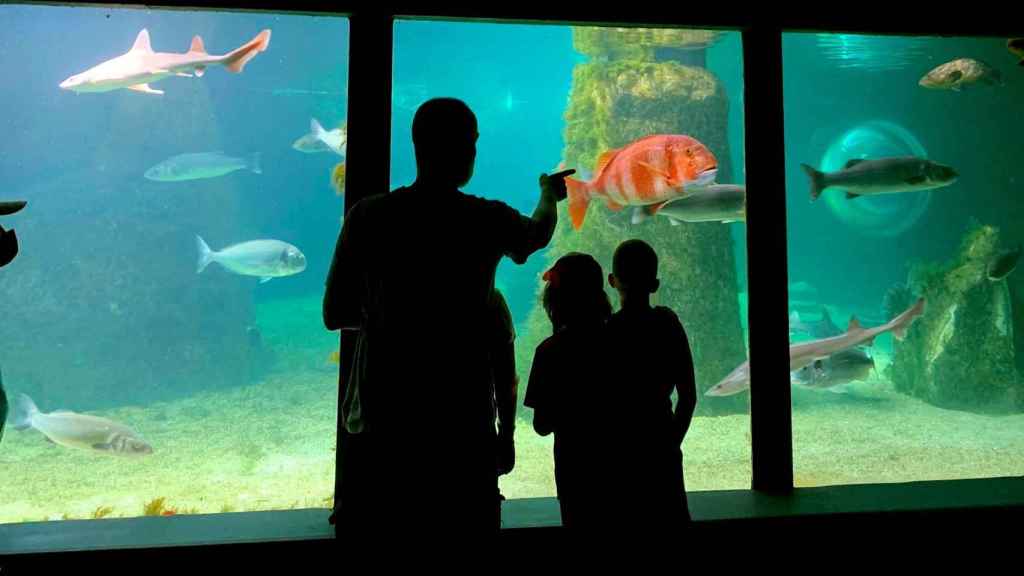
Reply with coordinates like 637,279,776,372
13,394,153,455
801,157,958,202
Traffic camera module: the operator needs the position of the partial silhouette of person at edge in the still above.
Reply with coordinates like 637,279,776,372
323,97,572,533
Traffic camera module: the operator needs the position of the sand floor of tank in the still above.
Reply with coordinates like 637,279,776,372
3,301,1023,524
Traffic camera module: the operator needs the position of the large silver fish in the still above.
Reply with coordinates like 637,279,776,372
59,28,270,95
12,394,152,455
919,58,1002,91
801,156,958,202
657,184,745,224
706,298,925,396
145,152,261,182
196,235,306,283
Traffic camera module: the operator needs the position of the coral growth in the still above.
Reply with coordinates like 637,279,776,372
143,497,168,516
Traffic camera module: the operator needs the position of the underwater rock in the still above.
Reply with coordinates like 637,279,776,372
888,223,1024,413
573,27,720,64
516,30,746,416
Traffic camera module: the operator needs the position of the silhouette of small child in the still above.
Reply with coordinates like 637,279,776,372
605,239,696,529
524,252,612,529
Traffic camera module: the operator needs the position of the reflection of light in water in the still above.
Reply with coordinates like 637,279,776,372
814,33,933,71
820,120,931,237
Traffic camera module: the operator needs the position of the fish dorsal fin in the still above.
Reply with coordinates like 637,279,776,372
843,158,865,169
594,149,619,177
847,317,863,332
189,35,206,54
132,29,153,52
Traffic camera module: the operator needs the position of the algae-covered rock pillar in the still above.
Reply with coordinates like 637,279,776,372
888,223,1024,413
518,27,748,416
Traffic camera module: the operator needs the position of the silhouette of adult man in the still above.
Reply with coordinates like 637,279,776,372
324,97,572,534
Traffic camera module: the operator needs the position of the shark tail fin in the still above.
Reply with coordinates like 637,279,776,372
223,29,271,73
890,297,926,341
189,35,207,55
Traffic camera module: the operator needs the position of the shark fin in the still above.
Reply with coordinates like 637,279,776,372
189,35,207,55
847,317,863,332
132,29,153,52
128,83,163,95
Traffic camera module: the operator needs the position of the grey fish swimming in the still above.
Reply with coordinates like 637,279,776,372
12,394,152,455
987,243,1022,281
791,348,875,391
59,28,271,95
658,184,746,224
919,58,1003,91
801,156,958,202
145,152,261,182
706,298,925,397
196,235,306,283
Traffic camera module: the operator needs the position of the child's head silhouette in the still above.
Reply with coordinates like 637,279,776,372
542,252,611,332
610,239,660,295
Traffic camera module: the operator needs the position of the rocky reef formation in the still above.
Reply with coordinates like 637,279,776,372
516,27,747,416
887,223,1024,413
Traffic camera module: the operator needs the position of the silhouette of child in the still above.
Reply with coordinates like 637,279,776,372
605,239,696,529
524,252,612,529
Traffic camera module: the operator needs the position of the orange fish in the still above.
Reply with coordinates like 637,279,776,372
564,134,718,230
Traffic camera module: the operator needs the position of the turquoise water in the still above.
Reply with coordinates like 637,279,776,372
2,3,1022,527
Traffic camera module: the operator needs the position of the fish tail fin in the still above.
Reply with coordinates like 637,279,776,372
196,234,215,274
189,35,207,55
223,29,271,73
800,163,826,202
249,152,262,175
891,297,926,341
565,176,590,231
311,117,326,139
13,393,38,431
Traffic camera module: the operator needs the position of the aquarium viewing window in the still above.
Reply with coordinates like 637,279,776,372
0,1,348,533
783,31,1024,488
390,19,752,499
1,1,1023,561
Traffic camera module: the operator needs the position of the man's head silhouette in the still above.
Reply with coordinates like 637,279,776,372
413,98,478,188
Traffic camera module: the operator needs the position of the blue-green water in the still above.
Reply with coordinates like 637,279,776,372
1,3,1023,527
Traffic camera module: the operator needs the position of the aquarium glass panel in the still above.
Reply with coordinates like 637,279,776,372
0,4,348,523
391,20,751,499
784,32,1024,486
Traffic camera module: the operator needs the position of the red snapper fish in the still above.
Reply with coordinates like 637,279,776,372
564,134,719,230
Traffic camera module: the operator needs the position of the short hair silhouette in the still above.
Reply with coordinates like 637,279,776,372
613,239,659,293
412,98,477,161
